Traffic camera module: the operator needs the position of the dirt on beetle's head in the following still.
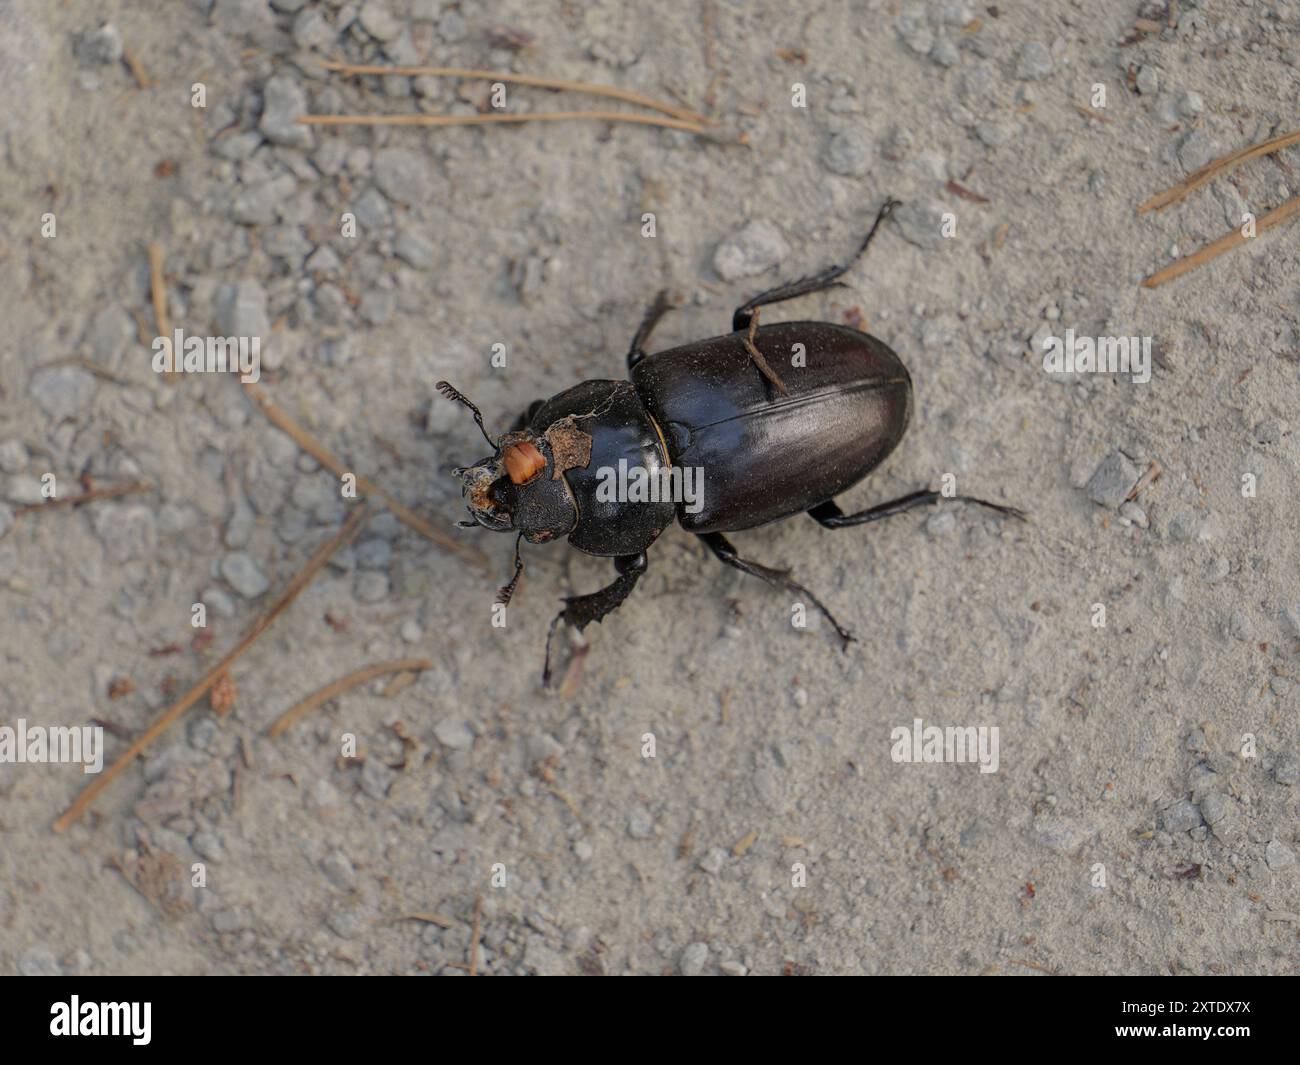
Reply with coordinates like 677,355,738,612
453,430,574,543
454,453,513,532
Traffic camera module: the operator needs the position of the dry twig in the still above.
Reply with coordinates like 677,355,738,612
242,381,488,571
318,61,709,125
52,506,371,833
297,110,711,136
266,658,433,737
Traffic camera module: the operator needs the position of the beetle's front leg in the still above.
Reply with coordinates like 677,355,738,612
698,532,855,649
543,552,648,684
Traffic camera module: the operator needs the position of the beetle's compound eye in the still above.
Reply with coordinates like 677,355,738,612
502,440,546,484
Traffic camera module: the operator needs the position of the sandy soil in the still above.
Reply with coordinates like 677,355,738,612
0,0,1296,975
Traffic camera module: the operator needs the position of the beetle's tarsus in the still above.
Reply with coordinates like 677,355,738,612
541,552,648,685
730,195,900,333
496,532,526,606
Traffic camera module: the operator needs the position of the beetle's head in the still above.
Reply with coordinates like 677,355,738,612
439,382,578,546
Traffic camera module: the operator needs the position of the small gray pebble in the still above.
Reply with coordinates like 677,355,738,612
698,847,727,875
434,718,474,750
29,366,96,421
394,232,435,270
0,439,28,473
373,148,428,205
1198,792,1228,825
19,947,61,976
359,289,396,326
437,10,468,42
1084,452,1139,508
1178,131,1217,173
1227,610,1252,641
6,474,44,505
712,220,790,282
1253,421,1280,444
73,23,123,65
354,570,390,603
292,9,336,50
358,1,402,41
680,941,709,976
627,805,655,839
1265,839,1295,871
822,130,873,177
1203,556,1230,583
930,37,959,68
1014,42,1053,80
1161,799,1203,834
222,552,270,598
1273,753,1299,786
351,187,392,231
201,585,237,618
191,830,225,861
925,510,956,538
1118,501,1149,529
259,74,313,149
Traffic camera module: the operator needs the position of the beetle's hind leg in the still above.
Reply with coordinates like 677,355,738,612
731,197,900,333
699,532,855,649
543,552,648,684
808,492,1027,528
626,289,676,371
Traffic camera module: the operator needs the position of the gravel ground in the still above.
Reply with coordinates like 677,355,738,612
0,0,1297,976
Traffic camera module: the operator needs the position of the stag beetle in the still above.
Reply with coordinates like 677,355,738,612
439,199,1024,681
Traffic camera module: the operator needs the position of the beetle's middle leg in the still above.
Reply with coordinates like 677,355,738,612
808,492,1027,528
543,552,648,683
731,197,900,333
698,532,855,649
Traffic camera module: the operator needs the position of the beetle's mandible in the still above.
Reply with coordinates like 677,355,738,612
438,199,1025,682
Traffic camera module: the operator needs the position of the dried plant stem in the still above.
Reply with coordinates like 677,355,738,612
469,891,483,976
52,506,370,834
146,243,176,382
318,61,709,125
1139,130,1300,213
123,47,150,89
399,912,455,928
1141,194,1300,288
16,481,150,516
241,381,488,571
266,658,433,738
298,111,708,135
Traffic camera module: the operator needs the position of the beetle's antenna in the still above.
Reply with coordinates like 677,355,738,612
436,380,496,447
496,532,526,606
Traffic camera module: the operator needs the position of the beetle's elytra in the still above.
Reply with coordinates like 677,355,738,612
440,199,1024,681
